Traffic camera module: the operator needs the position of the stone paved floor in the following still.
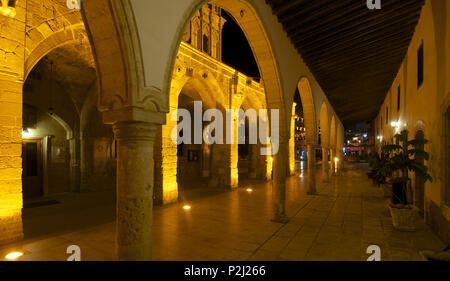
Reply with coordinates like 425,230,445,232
0,163,445,261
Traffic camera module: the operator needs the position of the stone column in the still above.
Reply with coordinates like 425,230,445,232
201,142,210,178
69,135,81,192
153,123,178,205
322,147,329,182
271,141,289,223
224,143,239,188
113,122,157,261
248,144,257,179
0,1,26,245
307,144,317,195
79,132,89,192
289,103,296,175
330,147,336,175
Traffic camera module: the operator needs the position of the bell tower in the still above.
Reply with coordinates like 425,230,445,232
182,4,226,61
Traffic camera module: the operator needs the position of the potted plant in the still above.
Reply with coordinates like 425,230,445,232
367,151,392,197
381,130,432,231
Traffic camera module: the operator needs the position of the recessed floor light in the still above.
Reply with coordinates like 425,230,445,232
183,205,191,210
5,252,23,260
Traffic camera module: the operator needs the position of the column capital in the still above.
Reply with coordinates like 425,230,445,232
113,121,158,141
104,107,166,125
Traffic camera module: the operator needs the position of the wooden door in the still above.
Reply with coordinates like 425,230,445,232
22,139,43,199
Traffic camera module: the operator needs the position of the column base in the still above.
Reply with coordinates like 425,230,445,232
271,215,290,224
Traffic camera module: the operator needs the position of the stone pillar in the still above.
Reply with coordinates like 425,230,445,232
79,132,89,192
113,122,157,261
0,1,26,245
248,144,257,179
330,147,336,175
338,147,344,170
153,123,178,205
271,141,289,223
307,144,317,195
224,142,239,188
201,142,210,178
69,135,81,192
289,103,296,175
322,147,329,182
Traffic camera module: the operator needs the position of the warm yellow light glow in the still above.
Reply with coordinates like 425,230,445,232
0,7,16,18
5,252,23,260
22,128,32,138
246,188,253,192
391,121,400,129
183,205,191,210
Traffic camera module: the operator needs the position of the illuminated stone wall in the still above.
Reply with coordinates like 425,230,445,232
153,40,266,204
0,0,26,244
373,0,450,243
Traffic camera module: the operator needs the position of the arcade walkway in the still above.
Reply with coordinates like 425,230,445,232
1,163,444,261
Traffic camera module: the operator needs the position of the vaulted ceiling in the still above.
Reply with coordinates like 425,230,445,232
265,0,425,126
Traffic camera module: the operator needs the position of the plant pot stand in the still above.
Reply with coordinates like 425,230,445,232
388,204,417,232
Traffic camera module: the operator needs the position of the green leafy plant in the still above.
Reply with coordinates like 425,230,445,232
367,151,392,186
381,130,433,183
380,130,433,205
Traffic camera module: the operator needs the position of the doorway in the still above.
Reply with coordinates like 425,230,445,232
22,139,43,199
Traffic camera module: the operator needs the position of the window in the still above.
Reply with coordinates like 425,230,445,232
397,86,401,112
418,42,424,88
203,35,209,54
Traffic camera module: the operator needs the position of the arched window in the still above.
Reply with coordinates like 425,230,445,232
203,35,209,54
197,29,202,50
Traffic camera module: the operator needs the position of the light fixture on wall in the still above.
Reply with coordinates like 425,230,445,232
22,128,31,138
0,0,17,18
390,121,400,129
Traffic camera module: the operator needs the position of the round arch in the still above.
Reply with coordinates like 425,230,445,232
166,0,287,140
24,24,86,80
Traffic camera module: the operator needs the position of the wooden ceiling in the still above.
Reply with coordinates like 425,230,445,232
265,0,425,126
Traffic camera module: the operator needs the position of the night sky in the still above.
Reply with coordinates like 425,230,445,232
221,11,260,79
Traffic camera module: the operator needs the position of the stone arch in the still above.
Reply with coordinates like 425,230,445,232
297,77,317,145
24,24,86,80
237,91,266,111
154,71,229,205
165,0,287,141
319,102,330,148
49,112,74,140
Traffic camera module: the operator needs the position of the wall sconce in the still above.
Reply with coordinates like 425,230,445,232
377,135,383,142
0,0,17,18
22,128,31,138
390,121,400,129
